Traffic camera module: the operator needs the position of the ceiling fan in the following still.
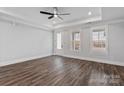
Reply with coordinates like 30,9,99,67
40,7,70,20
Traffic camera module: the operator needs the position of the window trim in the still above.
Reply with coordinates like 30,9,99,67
90,25,109,53
56,32,62,50
71,31,81,52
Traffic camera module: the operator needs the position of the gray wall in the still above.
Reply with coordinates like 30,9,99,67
0,20,53,66
54,22,124,66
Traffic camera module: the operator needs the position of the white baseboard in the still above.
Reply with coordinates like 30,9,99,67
1,54,124,67
60,54,124,66
0,54,52,67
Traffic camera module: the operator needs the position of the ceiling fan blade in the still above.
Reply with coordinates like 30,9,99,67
57,13,70,15
40,11,54,15
48,15,54,19
58,16,63,20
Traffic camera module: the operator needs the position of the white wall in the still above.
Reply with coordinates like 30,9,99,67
109,23,124,62
54,22,124,66
1,17,124,67
0,20,53,66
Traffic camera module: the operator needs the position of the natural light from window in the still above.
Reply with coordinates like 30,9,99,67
72,32,80,51
92,29,106,49
57,32,62,49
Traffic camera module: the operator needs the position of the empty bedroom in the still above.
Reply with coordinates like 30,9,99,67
0,7,124,86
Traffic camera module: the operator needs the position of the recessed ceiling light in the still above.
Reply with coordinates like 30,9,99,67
88,11,92,15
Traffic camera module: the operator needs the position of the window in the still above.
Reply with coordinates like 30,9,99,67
92,29,106,49
72,32,80,51
57,32,62,49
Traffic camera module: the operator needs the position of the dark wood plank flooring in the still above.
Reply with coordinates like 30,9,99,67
0,55,124,86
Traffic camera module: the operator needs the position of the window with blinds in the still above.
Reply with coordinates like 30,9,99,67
92,29,106,49
57,32,62,49
72,32,80,51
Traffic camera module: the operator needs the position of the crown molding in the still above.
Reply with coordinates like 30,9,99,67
54,18,124,31
0,9,53,31
54,16,102,29
1,9,124,31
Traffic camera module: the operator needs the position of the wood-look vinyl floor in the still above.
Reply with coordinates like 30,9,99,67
0,55,124,86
